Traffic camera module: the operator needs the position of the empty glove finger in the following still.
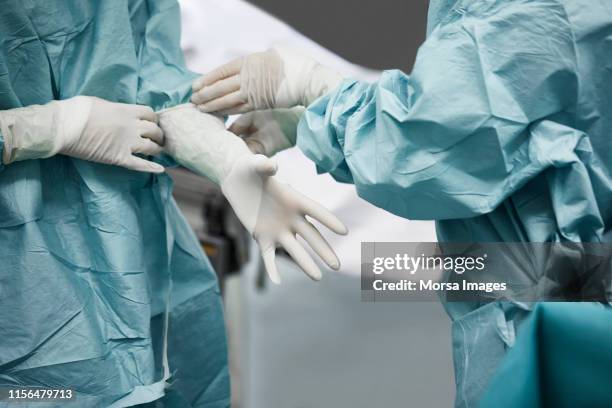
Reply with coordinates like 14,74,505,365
133,137,163,156
259,239,281,284
124,156,165,173
250,154,277,176
244,138,267,155
294,218,340,270
279,233,322,281
228,112,256,135
130,104,158,123
139,120,164,145
191,75,241,105
296,191,348,235
193,58,243,91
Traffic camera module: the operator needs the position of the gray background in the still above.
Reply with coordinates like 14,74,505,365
248,0,429,71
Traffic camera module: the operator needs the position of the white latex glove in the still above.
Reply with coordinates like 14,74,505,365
159,104,348,283
229,107,305,157
191,46,343,114
0,96,164,172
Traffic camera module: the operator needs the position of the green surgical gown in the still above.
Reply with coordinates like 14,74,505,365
0,1,229,407
298,0,612,406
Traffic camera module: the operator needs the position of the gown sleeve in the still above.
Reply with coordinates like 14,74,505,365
129,0,199,110
298,0,585,220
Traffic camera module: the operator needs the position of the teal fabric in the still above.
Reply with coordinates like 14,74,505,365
480,303,612,408
0,1,229,407
298,0,612,406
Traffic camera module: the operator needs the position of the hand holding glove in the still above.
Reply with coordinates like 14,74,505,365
229,107,305,156
159,104,347,283
191,46,342,114
0,96,164,172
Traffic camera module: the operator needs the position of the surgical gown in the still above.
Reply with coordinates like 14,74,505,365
0,1,229,407
298,0,612,406
479,303,612,408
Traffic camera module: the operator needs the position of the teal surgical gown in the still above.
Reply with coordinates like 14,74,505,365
480,303,612,408
298,0,612,406
0,1,229,407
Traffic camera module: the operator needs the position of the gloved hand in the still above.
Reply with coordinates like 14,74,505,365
159,104,347,283
191,46,343,114
0,96,164,172
229,107,305,157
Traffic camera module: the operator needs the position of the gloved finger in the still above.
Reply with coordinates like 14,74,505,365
196,91,247,113
192,58,243,91
130,104,158,123
259,240,281,284
296,191,348,235
217,103,255,116
123,156,165,173
279,233,322,281
250,154,277,176
191,75,241,105
133,137,163,156
228,112,256,135
293,218,340,270
138,120,164,145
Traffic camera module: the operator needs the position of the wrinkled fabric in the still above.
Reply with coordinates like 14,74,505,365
480,303,612,408
0,1,229,407
298,0,612,406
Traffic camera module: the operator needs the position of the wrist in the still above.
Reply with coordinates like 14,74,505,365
0,96,93,164
273,46,323,108
271,106,305,147
54,96,92,153
215,132,253,185
218,152,268,233
304,64,343,107
0,103,54,164
159,105,253,185
0,101,60,164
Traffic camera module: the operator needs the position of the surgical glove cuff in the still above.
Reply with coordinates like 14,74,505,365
263,107,304,155
274,46,342,108
218,156,264,232
304,64,343,107
159,104,253,184
0,97,91,164
275,106,305,145
201,132,253,185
